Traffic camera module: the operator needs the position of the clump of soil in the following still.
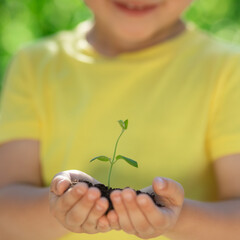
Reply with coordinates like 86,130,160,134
71,180,164,214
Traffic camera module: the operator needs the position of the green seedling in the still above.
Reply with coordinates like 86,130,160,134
90,119,138,188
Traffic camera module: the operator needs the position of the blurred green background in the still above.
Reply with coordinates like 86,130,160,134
1,0,240,89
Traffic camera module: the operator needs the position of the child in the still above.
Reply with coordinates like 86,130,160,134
1,0,240,239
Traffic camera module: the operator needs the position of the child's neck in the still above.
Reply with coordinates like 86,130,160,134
86,19,186,57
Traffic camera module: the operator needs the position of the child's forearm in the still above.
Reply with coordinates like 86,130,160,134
0,184,69,240
165,198,240,240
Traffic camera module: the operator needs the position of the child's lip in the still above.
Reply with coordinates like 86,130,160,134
112,0,159,16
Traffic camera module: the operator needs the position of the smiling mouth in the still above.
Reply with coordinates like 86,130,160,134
112,1,159,15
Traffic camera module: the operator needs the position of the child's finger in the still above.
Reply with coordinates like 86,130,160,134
137,193,169,230
97,215,111,233
152,177,184,207
50,174,71,196
121,188,155,235
81,197,109,232
110,190,136,235
56,183,88,213
65,187,101,226
49,182,88,223
107,210,121,230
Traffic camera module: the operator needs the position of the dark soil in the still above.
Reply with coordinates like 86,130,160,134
71,180,164,214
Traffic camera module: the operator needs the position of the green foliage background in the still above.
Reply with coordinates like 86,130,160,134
1,0,240,88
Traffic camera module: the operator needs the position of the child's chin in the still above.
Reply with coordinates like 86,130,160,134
116,26,156,43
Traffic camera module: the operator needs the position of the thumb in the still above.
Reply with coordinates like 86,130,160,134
50,172,71,196
152,177,184,207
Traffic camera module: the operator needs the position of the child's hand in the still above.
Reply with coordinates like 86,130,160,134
49,170,110,234
108,177,184,239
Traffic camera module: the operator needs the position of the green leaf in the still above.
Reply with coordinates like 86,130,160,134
116,155,138,168
124,119,128,130
118,120,125,129
90,156,111,163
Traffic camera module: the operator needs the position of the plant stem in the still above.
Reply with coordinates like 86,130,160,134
107,129,125,188
107,163,114,189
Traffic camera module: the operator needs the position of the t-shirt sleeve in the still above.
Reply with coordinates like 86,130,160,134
0,49,41,144
207,55,240,160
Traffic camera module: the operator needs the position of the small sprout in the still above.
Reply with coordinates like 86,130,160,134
118,119,128,130
90,119,138,188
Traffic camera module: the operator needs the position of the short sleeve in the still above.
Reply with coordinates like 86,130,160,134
207,55,240,160
0,49,41,144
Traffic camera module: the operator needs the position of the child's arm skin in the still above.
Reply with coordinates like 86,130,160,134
107,154,240,240
0,140,109,240
0,140,69,240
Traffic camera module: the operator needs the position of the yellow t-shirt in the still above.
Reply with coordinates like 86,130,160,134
1,21,240,240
